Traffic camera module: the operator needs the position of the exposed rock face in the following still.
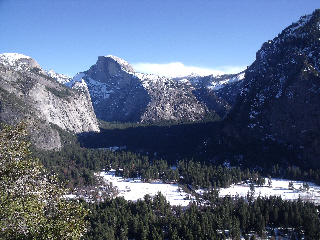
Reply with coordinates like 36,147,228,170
85,55,135,84
221,10,320,168
72,56,212,123
137,73,209,122
0,53,100,150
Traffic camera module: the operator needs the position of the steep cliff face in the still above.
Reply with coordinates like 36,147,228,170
71,56,211,123
221,10,320,168
0,53,99,150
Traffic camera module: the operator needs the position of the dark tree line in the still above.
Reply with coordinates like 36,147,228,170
33,141,267,192
178,159,265,189
83,193,320,240
273,164,320,185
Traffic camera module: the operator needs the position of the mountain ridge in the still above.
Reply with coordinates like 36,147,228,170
64,55,237,123
219,9,320,168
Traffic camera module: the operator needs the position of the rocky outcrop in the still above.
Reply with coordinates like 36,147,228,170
137,73,209,122
0,53,100,150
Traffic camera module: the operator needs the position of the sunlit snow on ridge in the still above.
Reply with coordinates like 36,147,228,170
0,53,32,71
0,53,30,63
207,72,245,91
65,73,85,88
45,69,71,84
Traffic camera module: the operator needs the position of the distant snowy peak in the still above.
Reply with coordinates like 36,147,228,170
45,69,72,84
207,72,245,91
105,55,136,73
173,72,204,80
0,53,43,72
133,72,193,90
134,72,169,84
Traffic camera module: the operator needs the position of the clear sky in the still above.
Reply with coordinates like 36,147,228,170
0,0,319,77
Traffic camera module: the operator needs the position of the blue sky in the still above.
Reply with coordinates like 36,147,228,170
0,0,319,77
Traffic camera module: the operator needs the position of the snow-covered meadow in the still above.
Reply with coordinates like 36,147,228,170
98,169,194,206
99,170,320,206
218,179,320,204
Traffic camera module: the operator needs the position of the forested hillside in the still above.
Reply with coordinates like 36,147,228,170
83,194,320,239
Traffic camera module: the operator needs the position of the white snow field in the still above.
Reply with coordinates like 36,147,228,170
218,178,320,204
99,169,194,206
100,170,320,206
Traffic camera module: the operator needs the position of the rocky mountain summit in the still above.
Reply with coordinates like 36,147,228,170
0,53,99,150
220,9,320,168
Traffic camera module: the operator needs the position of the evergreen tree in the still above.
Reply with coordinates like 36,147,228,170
0,121,88,239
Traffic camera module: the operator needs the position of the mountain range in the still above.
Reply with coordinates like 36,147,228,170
50,55,244,123
1,9,320,170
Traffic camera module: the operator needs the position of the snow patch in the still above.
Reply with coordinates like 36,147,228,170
65,73,85,88
207,72,245,91
46,69,71,84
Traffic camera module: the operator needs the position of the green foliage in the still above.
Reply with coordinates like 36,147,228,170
98,116,219,131
272,164,320,186
178,159,260,189
0,121,88,239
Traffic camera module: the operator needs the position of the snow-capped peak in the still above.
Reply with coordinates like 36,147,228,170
173,72,204,80
45,69,72,84
0,52,30,60
0,53,30,66
0,53,42,72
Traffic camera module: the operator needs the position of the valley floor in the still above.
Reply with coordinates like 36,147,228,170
99,170,320,206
